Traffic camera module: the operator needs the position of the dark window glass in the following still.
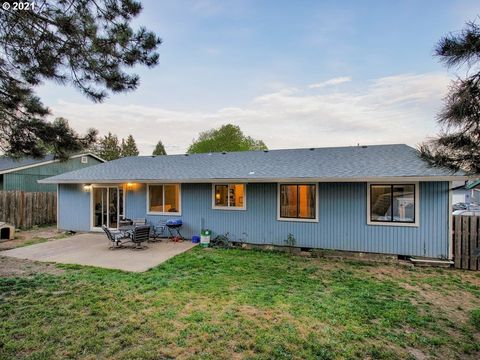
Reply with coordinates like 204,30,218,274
214,185,228,206
370,184,415,223
280,184,316,219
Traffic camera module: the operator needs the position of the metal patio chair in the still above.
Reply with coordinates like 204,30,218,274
102,225,131,249
149,220,167,242
131,225,150,249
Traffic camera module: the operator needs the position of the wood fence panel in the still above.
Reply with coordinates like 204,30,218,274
453,215,480,271
0,191,56,228
454,216,462,269
470,216,478,270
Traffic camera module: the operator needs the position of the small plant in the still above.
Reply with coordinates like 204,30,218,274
470,308,480,330
284,233,296,247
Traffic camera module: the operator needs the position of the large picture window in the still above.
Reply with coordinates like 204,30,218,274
369,184,416,224
147,184,181,214
212,184,246,210
278,184,317,221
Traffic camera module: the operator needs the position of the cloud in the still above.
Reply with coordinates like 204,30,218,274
308,76,352,88
48,72,451,155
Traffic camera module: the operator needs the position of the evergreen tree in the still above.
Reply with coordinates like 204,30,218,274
0,0,161,159
98,133,121,161
187,124,268,154
152,140,167,155
121,135,139,157
420,20,480,173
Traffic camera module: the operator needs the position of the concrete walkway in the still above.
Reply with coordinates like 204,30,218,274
1,233,197,272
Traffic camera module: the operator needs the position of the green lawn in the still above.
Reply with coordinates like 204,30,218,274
1,248,480,359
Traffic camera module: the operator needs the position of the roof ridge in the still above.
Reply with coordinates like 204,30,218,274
133,143,410,157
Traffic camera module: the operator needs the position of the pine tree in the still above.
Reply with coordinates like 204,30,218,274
0,0,161,159
152,141,167,155
420,20,480,173
98,133,121,161
121,135,139,157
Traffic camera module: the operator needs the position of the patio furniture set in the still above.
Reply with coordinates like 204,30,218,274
102,218,184,250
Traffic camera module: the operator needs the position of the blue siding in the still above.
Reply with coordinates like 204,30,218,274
58,184,91,231
123,182,449,258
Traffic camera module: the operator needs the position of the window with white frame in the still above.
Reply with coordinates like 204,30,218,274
212,184,246,210
278,184,317,221
81,156,88,164
147,184,181,214
369,183,417,224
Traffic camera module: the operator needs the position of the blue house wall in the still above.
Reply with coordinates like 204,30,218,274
57,181,450,258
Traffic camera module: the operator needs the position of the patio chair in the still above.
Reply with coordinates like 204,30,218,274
131,225,150,249
149,220,167,242
132,218,147,226
102,225,131,249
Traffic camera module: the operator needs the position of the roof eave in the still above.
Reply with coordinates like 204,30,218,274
38,175,474,184
0,153,105,175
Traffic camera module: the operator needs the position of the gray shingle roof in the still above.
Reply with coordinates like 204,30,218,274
39,144,467,184
0,154,56,173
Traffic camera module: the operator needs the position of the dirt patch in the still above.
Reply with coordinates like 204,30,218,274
0,226,68,250
0,255,64,277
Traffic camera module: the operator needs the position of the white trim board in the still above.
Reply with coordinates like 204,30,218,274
1,153,105,175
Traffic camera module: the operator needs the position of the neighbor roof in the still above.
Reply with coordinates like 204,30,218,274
39,144,469,184
0,153,104,174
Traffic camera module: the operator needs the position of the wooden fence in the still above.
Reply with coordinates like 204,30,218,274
0,191,56,228
454,215,480,271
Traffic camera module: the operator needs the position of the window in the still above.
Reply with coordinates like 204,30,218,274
369,183,417,225
278,184,317,221
212,184,246,210
81,156,88,164
147,184,181,214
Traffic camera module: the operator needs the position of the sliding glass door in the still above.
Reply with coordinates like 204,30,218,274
92,186,122,229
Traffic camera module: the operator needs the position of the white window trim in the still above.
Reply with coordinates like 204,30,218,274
211,183,247,211
366,182,419,227
119,184,126,219
277,183,319,223
146,184,182,216
81,156,88,164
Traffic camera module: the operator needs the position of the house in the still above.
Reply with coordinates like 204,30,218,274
452,181,473,205
0,153,104,192
39,144,470,259
451,180,480,206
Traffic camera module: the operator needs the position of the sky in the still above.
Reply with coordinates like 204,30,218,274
37,0,480,155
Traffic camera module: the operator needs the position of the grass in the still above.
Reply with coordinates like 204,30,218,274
471,309,480,330
0,248,479,359
15,233,70,248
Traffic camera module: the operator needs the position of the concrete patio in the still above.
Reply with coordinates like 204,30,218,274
1,233,197,272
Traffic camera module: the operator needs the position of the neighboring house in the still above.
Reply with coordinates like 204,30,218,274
40,144,470,259
467,179,480,204
452,181,473,205
452,180,480,205
0,153,104,192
